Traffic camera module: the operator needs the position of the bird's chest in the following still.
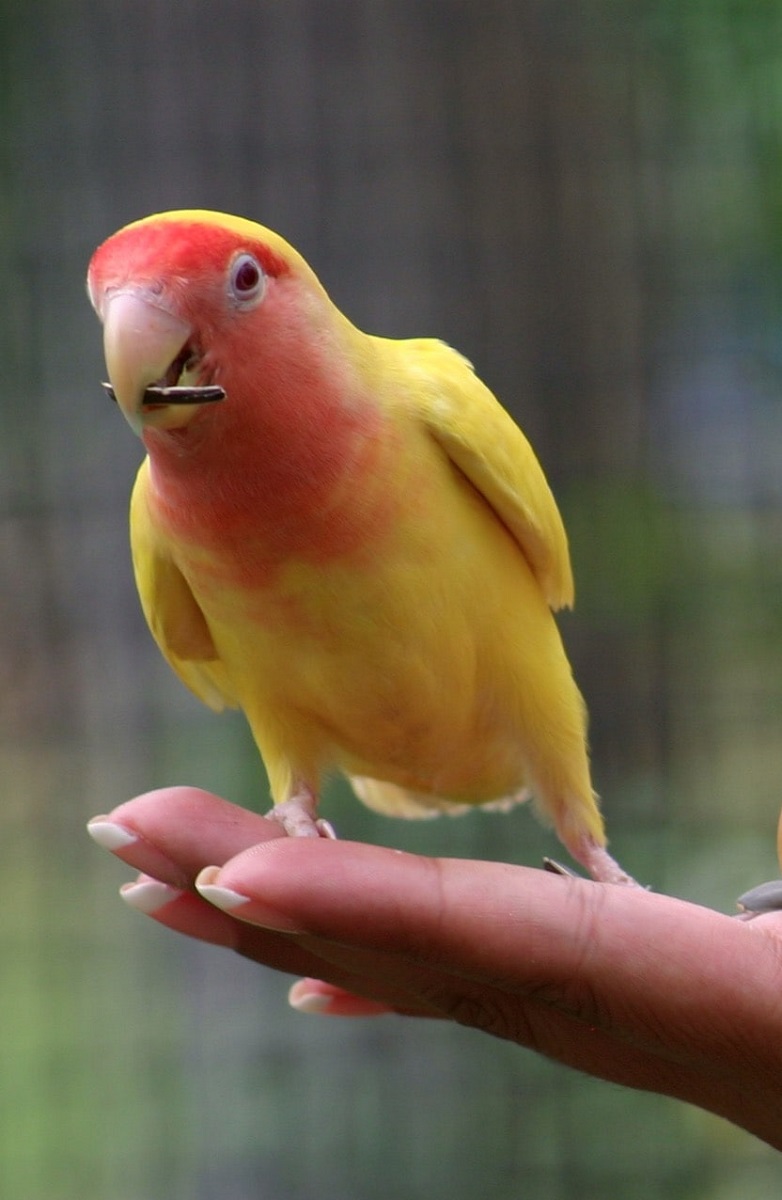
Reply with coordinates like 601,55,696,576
155,481,402,677
146,429,490,731
170,497,457,694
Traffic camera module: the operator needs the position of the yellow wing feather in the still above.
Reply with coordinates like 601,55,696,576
129,463,238,712
399,338,574,610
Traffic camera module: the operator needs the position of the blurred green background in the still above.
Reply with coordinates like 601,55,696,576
2,1,782,1195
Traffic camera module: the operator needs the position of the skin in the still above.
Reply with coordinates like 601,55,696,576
88,787,782,1151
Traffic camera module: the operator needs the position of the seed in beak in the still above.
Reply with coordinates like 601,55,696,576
101,382,226,406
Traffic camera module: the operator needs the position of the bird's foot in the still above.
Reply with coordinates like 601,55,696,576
554,834,643,888
735,880,782,920
266,787,337,840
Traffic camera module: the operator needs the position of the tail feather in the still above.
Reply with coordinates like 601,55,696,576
348,775,530,819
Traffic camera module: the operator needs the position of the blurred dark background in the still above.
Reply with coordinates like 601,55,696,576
2,1,782,1195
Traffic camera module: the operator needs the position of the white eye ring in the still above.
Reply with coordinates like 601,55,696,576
228,253,266,307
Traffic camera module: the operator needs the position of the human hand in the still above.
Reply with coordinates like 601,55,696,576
88,786,782,1151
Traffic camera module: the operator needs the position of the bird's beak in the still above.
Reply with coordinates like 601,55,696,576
102,291,201,433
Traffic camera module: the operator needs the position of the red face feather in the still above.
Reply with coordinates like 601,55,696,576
90,218,290,299
90,216,398,586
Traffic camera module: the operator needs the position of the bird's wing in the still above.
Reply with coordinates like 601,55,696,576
407,338,574,610
129,463,239,711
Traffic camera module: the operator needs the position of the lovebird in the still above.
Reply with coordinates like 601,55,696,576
87,209,633,884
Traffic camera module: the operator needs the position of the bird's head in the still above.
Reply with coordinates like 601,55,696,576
87,210,331,437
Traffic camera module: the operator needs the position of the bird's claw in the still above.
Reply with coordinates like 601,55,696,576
543,853,648,890
266,789,337,840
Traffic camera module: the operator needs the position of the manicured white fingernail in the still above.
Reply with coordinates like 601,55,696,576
288,984,332,1014
87,818,139,852
195,866,251,912
120,880,183,914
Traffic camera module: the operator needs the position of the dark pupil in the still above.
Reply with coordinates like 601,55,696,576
235,259,259,292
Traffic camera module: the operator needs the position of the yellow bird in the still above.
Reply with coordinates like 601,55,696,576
88,209,633,884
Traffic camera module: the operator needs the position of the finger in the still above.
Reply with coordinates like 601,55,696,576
87,786,285,888
200,837,782,1140
288,979,401,1017
118,870,370,982
203,838,782,1057
119,875,241,946
118,867,442,1015
115,837,782,1144
91,792,445,1014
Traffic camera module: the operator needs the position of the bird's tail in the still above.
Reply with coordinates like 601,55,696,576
348,775,530,819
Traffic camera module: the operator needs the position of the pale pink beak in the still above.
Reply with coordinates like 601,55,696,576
102,290,193,432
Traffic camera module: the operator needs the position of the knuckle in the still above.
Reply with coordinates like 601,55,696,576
436,989,525,1042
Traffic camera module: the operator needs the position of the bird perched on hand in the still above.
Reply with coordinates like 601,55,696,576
87,209,634,884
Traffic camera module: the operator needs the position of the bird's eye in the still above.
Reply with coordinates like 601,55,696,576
228,253,265,306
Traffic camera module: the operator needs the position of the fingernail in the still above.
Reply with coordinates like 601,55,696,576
194,866,304,932
288,982,332,1014
120,879,184,915
195,865,253,913
87,817,139,852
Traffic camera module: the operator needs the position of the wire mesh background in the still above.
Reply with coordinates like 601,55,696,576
2,1,782,1196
